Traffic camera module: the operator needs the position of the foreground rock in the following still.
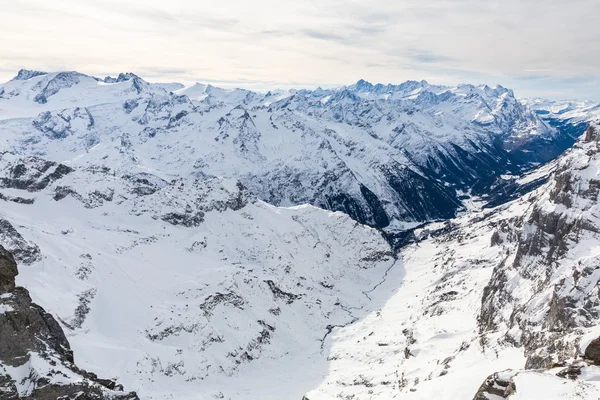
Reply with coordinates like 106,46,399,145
0,246,138,399
473,359,600,400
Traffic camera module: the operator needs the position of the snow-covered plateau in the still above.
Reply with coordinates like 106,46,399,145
1,69,600,399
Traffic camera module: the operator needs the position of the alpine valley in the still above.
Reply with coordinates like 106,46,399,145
1,69,600,400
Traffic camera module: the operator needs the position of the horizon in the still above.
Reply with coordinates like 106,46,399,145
2,0,599,102
2,68,598,103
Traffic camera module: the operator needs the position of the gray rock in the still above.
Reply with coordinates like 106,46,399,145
0,246,18,291
472,371,516,400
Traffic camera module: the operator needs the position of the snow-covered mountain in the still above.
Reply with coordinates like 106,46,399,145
2,119,600,400
520,97,600,159
305,122,600,399
523,97,600,124
2,69,600,399
0,70,563,229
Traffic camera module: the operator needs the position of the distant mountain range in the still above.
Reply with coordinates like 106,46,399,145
1,69,591,231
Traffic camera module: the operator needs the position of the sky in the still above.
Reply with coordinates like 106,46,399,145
1,0,599,100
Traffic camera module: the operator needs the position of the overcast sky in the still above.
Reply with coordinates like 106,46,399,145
2,0,599,100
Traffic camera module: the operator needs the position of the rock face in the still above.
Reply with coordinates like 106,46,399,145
0,247,18,291
479,122,600,367
0,246,138,400
0,153,73,192
0,218,41,265
585,123,599,142
472,122,600,394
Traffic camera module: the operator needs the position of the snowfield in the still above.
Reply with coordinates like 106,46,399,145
0,159,397,399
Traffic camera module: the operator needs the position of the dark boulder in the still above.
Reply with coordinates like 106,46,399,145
584,337,600,364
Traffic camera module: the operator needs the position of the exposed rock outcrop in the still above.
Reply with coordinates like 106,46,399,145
0,218,41,265
472,371,516,400
473,358,600,399
584,337,600,364
584,123,599,142
0,153,73,192
474,122,600,397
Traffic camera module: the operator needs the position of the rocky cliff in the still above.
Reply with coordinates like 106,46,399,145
472,122,600,397
0,246,138,399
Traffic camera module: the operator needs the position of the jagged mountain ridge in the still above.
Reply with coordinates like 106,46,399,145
0,70,562,229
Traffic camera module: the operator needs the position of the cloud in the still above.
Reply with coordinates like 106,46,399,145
1,0,599,100
301,29,350,43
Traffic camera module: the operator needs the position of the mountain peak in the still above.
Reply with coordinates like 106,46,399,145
103,72,144,84
11,69,48,81
116,72,142,82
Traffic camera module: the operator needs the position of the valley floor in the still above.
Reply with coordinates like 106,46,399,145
305,206,527,399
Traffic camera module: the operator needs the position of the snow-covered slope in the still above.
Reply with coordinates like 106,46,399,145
0,70,561,229
2,123,600,399
0,152,395,399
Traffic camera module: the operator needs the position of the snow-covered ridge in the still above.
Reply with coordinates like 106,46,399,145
522,97,600,124
301,122,600,399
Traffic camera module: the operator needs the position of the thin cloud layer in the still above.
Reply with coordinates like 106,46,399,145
1,0,598,99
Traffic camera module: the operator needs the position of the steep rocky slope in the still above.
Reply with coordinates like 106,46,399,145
301,123,600,399
479,123,600,368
